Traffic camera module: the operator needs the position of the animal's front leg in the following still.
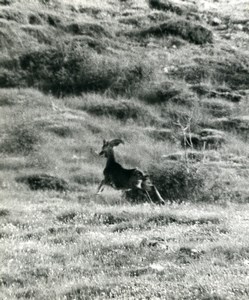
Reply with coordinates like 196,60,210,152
96,179,105,195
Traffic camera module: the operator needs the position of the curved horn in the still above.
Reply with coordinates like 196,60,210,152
109,139,124,147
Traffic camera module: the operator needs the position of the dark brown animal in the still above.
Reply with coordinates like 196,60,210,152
97,139,165,205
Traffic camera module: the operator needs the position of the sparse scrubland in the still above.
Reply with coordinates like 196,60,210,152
1,0,249,299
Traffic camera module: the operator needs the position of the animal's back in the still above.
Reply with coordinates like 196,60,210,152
104,164,144,189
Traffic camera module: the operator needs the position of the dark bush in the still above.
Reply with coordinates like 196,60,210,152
46,13,61,27
65,22,111,38
46,125,73,137
28,13,43,25
127,19,213,45
139,81,180,104
0,68,25,88
149,0,184,14
15,45,150,95
149,0,197,15
148,162,207,202
0,0,15,5
139,81,196,106
16,174,69,191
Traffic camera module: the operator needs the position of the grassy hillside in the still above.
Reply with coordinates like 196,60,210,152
1,0,249,299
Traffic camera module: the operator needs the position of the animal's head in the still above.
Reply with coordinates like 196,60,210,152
99,139,124,157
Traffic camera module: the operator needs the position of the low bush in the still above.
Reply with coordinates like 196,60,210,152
127,19,213,45
0,68,26,88
46,125,73,138
149,162,206,202
149,0,197,15
3,44,151,96
16,174,69,191
65,22,112,38
139,80,196,106
147,162,232,203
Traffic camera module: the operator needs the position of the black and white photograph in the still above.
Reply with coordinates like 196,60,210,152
1,0,249,299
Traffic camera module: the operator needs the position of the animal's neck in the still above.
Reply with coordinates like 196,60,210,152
106,150,116,167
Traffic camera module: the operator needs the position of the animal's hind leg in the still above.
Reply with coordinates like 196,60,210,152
96,180,105,195
151,185,165,205
143,189,154,204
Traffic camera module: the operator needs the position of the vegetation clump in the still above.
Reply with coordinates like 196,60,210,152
139,80,196,106
65,22,112,38
127,19,213,44
149,0,197,15
148,162,207,202
1,45,150,96
16,174,69,191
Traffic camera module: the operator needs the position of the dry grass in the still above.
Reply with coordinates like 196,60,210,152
1,189,249,299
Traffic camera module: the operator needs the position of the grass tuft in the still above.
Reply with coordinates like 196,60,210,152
0,123,41,155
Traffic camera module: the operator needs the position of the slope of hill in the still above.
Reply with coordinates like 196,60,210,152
1,0,249,299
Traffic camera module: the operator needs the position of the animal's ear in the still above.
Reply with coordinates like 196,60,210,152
109,139,124,147
103,139,107,145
